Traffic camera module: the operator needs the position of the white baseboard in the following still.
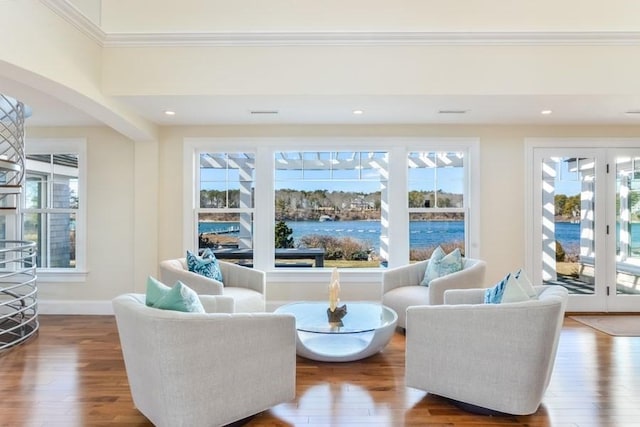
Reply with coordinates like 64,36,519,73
38,300,114,315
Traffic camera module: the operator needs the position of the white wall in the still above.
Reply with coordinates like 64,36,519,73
25,127,140,313
16,123,640,312
99,0,640,33
5,1,640,312
156,124,640,308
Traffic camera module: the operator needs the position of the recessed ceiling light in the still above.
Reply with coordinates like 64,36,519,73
352,109,364,115
541,110,553,115
438,110,468,114
164,110,176,116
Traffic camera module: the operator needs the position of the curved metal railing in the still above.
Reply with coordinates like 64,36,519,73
0,94,28,210
0,240,38,351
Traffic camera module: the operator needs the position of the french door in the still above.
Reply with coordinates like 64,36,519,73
527,140,640,312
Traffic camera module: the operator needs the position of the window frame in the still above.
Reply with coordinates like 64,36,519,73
22,138,87,282
407,150,469,259
184,137,480,273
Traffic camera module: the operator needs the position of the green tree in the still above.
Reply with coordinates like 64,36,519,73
275,220,294,248
408,191,424,208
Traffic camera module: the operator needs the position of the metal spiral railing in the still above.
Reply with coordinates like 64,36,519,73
0,240,37,351
0,94,36,351
0,94,27,210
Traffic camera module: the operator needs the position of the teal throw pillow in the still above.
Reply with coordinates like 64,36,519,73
145,275,171,307
420,246,463,286
186,248,223,283
145,276,205,313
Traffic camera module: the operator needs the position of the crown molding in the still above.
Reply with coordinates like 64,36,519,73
40,0,105,45
104,30,640,48
38,1,640,48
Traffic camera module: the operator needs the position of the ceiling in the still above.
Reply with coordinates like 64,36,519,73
4,67,638,128
118,93,640,127
13,87,640,129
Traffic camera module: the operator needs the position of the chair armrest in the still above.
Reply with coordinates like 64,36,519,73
443,288,486,304
428,259,486,305
199,295,235,313
219,261,265,295
382,260,428,294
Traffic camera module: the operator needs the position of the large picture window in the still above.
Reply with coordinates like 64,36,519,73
186,138,478,271
22,143,85,273
274,151,388,268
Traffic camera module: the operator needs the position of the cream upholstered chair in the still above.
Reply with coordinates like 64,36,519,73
381,258,486,329
112,293,296,427
159,258,265,312
405,285,568,415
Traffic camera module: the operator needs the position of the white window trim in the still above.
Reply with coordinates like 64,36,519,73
24,138,87,281
184,137,480,274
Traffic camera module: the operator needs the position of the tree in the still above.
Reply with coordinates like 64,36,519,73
275,220,294,248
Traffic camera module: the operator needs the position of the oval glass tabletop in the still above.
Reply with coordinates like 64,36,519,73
276,301,396,334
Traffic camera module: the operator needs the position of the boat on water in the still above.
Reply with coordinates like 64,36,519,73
319,215,334,222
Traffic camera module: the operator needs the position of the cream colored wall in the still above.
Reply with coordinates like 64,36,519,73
26,127,140,310
6,1,640,311
157,124,640,296
103,44,640,98
18,123,640,311
100,0,640,33
0,1,156,141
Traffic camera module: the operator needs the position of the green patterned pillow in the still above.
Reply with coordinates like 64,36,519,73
145,276,205,313
186,248,223,283
421,246,463,286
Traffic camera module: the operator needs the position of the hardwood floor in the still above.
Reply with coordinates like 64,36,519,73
1,315,640,426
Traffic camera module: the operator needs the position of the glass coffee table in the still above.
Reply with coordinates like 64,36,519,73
274,301,398,362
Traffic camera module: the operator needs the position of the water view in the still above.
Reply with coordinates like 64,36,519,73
198,220,629,254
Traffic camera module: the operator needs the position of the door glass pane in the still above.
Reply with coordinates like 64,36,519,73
541,157,595,294
615,156,640,295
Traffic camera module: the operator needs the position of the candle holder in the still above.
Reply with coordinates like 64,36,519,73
327,304,347,325
327,267,347,325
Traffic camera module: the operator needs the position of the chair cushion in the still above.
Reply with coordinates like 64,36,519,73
222,287,265,313
186,248,223,283
382,285,430,328
421,247,463,286
145,276,205,313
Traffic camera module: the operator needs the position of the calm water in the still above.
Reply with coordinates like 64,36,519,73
200,220,639,252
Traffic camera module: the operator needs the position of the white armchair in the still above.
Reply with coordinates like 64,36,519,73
382,258,486,329
159,258,265,312
112,293,296,427
405,285,568,415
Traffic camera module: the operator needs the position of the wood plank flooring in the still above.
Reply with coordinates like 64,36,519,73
1,315,640,426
